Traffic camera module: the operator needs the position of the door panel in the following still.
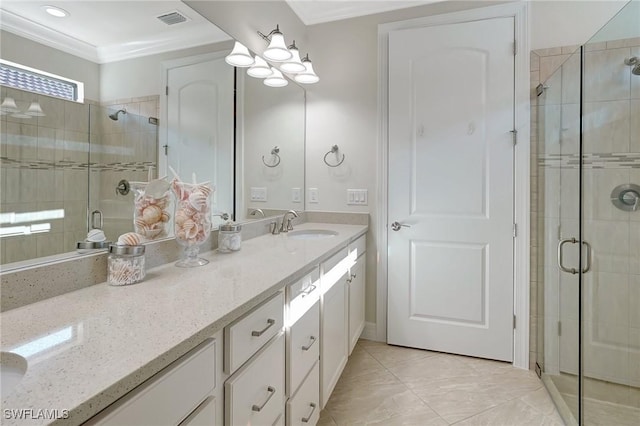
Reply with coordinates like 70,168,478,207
167,56,234,227
387,17,515,362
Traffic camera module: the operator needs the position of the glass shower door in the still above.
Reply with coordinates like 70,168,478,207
537,46,582,425
580,1,640,423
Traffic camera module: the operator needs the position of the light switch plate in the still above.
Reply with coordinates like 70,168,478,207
347,189,368,205
308,188,319,203
250,187,267,202
292,188,301,203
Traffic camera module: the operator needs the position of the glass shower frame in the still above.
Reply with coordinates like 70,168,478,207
536,1,640,424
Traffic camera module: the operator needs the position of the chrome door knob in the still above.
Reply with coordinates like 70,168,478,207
391,221,411,231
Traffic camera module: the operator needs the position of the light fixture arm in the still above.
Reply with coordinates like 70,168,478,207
258,24,282,43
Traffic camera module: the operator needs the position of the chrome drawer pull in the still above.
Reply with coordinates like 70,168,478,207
301,336,317,351
302,403,317,423
300,284,316,298
252,386,276,412
251,319,276,337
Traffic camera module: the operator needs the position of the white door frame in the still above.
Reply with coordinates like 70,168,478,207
376,2,530,369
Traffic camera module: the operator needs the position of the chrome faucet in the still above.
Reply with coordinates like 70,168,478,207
280,210,299,233
249,208,265,218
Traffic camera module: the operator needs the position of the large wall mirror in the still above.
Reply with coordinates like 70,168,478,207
0,1,305,270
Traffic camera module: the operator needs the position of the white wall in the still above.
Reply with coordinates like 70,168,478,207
530,0,628,50
0,30,100,101
100,40,233,102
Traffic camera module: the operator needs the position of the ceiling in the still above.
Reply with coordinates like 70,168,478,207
286,0,441,25
0,1,443,64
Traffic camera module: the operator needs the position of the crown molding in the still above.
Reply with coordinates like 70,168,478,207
0,9,100,63
0,9,231,64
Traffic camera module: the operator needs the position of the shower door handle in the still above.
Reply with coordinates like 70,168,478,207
557,238,578,274
558,238,592,274
582,240,592,274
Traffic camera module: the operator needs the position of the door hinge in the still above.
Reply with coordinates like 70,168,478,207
513,223,517,238
513,315,516,329
166,86,169,96
162,144,168,156
510,129,517,145
513,41,517,56
558,321,562,336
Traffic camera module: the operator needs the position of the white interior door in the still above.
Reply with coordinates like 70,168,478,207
387,17,516,362
166,55,234,227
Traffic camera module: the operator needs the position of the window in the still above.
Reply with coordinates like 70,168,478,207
0,59,84,102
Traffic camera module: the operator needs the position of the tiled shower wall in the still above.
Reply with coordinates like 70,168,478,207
530,37,640,376
1,86,92,264
93,97,159,242
0,88,158,265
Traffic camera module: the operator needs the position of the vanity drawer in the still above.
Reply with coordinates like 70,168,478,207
286,362,320,426
89,339,215,426
287,268,320,324
179,396,216,426
287,300,320,396
322,248,349,275
225,333,285,426
225,291,284,374
349,234,366,258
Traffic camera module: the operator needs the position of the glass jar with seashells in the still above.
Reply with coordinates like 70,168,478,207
131,181,172,240
171,179,213,267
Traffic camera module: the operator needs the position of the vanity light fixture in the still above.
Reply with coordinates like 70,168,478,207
0,97,46,118
280,41,306,73
258,25,292,62
225,41,255,67
42,5,69,18
294,54,320,84
25,102,45,117
0,97,19,113
264,68,288,87
247,56,273,78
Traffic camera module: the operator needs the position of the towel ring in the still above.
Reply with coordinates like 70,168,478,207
262,146,281,168
323,145,345,167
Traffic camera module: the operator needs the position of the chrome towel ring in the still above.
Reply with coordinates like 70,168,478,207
324,145,345,167
262,146,281,168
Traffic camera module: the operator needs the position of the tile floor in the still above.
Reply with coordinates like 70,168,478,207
318,340,565,425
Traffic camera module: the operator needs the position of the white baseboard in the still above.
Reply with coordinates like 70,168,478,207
360,321,381,342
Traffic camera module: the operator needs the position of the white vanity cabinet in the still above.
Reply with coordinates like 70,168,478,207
225,333,285,426
87,339,217,426
347,235,366,354
319,248,350,408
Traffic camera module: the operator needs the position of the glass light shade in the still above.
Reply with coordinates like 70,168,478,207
294,59,320,84
263,32,292,62
247,56,273,78
264,68,288,87
0,97,19,113
280,45,306,73
25,102,45,116
225,41,255,67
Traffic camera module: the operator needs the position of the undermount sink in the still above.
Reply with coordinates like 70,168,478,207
1,352,27,395
287,229,338,240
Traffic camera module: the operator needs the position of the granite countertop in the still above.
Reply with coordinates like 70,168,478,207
0,222,367,425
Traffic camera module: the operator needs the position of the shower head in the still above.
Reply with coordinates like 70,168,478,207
109,109,127,121
625,57,640,75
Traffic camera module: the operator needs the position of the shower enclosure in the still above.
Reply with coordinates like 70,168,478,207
0,88,158,266
535,1,640,424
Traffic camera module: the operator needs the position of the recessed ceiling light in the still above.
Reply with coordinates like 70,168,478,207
42,5,69,18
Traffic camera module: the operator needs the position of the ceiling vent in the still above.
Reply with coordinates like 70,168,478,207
156,11,189,26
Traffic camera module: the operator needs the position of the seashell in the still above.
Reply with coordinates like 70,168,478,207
178,204,198,218
142,205,162,224
118,232,145,246
172,181,190,201
134,217,147,229
198,184,213,197
155,196,169,209
143,227,163,239
87,228,106,242
161,211,170,222
175,210,189,226
189,192,208,211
